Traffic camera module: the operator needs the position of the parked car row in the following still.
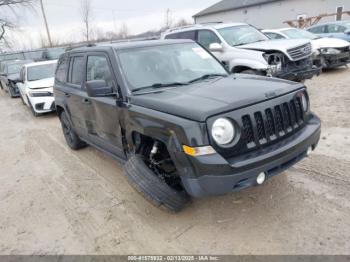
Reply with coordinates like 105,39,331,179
0,47,65,63
0,22,332,212
263,28,350,69
0,58,57,116
162,22,350,81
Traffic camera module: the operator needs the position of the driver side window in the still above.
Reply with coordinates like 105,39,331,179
86,55,114,88
266,32,285,39
197,30,221,49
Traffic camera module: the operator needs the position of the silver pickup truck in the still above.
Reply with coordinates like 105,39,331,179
162,22,320,82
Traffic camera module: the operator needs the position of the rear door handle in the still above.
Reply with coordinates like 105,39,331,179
82,98,91,105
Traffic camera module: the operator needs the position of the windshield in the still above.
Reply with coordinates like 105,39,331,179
27,63,57,81
218,25,268,46
282,28,319,39
8,63,26,74
117,43,228,91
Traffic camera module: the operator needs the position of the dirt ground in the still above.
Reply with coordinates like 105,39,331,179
0,68,350,255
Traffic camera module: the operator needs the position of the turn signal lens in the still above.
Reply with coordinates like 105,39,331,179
182,145,216,156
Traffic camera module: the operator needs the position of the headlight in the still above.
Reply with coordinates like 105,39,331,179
300,93,309,112
212,118,235,145
320,48,341,55
263,53,283,75
28,91,53,97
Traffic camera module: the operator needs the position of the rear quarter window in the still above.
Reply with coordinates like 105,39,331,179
165,31,196,40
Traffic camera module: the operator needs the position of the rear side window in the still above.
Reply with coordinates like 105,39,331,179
69,56,85,86
197,30,221,49
165,31,196,40
308,25,326,34
327,24,347,33
87,56,114,87
56,56,69,83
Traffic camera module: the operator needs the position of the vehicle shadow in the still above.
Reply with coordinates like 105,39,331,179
322,66,349,75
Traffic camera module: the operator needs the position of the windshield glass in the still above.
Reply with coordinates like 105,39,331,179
117,43,228,91
218,25,268,46
27,63,57,81
282,28,319,39
8,63,26,74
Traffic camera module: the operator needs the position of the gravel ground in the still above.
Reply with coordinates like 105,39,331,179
0,68,349,255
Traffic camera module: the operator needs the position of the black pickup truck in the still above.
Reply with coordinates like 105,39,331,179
54,40,321,212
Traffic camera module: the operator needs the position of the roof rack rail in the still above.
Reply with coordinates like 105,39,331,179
65,43,96,51
165,24,197,33
109,36,159,44
199,21,223,25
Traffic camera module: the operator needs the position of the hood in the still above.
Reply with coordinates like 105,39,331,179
312,37,350,49
238,39,310,61
27,78,54,89
130,75,304,122
7,73,20,81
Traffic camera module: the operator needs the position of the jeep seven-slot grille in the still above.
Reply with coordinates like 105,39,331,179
241,97,304,149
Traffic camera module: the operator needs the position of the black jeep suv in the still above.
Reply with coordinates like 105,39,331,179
54,40,321,212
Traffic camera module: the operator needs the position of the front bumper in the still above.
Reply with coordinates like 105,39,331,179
28,96,55,113
274,67,321,82
179,115,321,198
323,52,350,68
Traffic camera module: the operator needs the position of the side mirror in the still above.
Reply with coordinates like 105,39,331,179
209,43,223,52
86,80,114,97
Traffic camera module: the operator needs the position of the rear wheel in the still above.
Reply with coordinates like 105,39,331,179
124,139,189,212
59,111,86,150
8,85,17,98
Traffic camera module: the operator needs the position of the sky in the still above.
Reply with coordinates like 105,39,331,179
2,0,218,50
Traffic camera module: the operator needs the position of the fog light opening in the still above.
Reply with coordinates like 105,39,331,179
257,172,266,185
306,146,313,157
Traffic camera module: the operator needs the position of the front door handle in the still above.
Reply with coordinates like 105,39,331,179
64,93,70,98
82,98,91,105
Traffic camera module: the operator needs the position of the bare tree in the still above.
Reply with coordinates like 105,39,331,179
80,0,94,42
118,23,129,39
0,0,35,47
173,18,192,28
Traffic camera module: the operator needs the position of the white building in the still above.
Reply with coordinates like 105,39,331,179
193,0,350,29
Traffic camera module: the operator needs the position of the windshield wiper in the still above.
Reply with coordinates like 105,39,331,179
188,74,227,84
132,82,188,93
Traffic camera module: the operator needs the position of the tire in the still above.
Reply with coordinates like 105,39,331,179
59,111,86,150
124,154,190,212
240,69,264,75
8,86,16,98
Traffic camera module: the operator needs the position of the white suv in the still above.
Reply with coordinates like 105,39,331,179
17,60,57,117
162,23,320,82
